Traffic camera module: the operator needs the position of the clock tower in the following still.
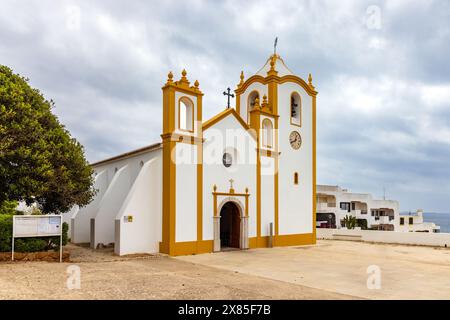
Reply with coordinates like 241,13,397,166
234,53,317,247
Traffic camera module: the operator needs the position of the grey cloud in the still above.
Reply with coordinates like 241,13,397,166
1,0,449,211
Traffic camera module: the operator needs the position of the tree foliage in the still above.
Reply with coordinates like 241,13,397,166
0,65,95,213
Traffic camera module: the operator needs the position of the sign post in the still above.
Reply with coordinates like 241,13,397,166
12,215,63,263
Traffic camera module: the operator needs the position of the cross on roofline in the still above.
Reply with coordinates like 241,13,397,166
223,87,234,108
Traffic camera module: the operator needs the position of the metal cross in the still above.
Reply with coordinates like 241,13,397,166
223,87,234,108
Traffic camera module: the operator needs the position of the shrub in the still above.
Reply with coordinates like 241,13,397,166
0,200,18,215
343,215,357,229
0,214,68,252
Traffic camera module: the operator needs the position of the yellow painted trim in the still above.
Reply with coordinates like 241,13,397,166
160,133,203,145
159,139,176,255
235,74,318,97
171,240,214,256
255,114,261,240
270,81,279,237
274,117,279,236
258,148,280,158
247,90,260,124
274,233,315,246
202,108,257,141
312,94,317,241
197,93,203,243
249,236,269,248
213,192,249,197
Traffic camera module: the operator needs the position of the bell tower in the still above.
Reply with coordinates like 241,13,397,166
160,69,205,255
234,53,318,248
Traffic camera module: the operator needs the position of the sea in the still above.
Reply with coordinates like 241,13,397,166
423,212,450,233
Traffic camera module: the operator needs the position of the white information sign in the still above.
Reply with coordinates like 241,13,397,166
12,215,63,262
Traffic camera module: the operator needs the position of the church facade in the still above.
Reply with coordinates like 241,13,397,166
69,54,317,256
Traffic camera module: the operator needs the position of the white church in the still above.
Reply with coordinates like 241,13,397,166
68,53,318,256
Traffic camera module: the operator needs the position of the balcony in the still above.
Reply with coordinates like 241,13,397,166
317,202,336,212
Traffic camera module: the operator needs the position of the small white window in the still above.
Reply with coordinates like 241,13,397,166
262,118,273,149
179,97,194,131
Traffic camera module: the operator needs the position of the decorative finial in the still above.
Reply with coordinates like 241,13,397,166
261,94,269,109
238,71,245,87
229,179,235,194
268,54,278,75
213,184,217,192
254,97,260,109
245,187,249,194
308,73,315,89
194,80,199,88
179,69,189,85
167,71,174,83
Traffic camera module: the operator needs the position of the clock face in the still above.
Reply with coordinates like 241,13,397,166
289,131,302,150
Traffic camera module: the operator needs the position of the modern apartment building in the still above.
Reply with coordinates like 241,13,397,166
316,185,398,231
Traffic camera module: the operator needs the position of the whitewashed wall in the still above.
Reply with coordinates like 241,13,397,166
92,164,133,248
115,154,162,255
175,143,198,243
317,228,450,247
278,82,313,235
83,148,161,248
71,170,109,243
260,156,274,236
203,114,257,240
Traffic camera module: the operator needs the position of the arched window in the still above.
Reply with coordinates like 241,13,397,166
262,118,273,149
290,92,301,126
179,97,194,131
247,91,260,122
294,172,299,185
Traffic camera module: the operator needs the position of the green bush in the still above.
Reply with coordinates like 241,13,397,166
0,214,13,252
0,200,19,215
343,215,357,229
0,214,68,252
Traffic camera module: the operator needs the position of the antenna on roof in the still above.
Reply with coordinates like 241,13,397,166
383,186,386,200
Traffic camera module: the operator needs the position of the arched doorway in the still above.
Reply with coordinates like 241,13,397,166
220,202,241,248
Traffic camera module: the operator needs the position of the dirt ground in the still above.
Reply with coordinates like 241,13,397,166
178,240,450,300
1,240,449,300
0,243,354,300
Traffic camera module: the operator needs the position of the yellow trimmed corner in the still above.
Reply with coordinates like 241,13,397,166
171,240,214,256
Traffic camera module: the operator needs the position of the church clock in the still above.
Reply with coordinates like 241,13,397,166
289,131,302,150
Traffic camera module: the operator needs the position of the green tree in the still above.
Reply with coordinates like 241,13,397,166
0,200,18,215
0,65,95,213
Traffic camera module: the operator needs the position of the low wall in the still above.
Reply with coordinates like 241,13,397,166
0,251,70,262
317,228,450,247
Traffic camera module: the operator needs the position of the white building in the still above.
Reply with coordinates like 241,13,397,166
398,210,440,233
68,53,318,256
316,185,399,231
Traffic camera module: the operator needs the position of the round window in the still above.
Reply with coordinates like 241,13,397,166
222,153,232,168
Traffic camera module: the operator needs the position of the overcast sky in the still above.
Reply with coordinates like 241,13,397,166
1,0,449,212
